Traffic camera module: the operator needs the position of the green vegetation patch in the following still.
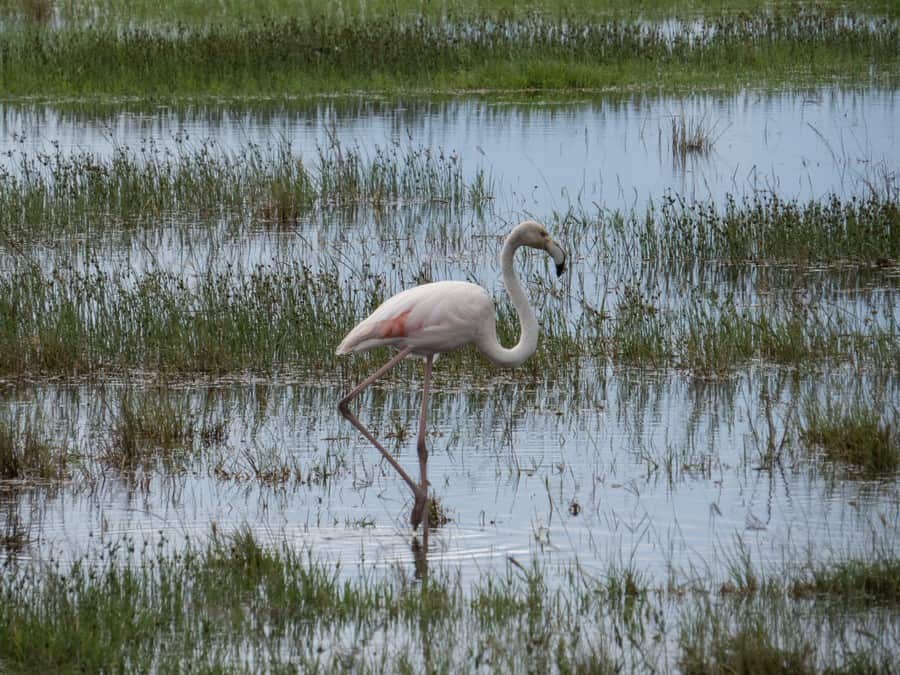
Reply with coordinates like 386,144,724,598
105,390,225,469
679,613,816,675
0,413,66,481
5,0,900,25
0,10,896,98
0,256,895,379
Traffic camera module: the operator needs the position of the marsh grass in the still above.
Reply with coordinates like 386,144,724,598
428,497,451,529
791,557,900,605
106,392,199,468
0,139,491,242
0,263,361,376
4,0,900,25
0,10,896,97
8,0,900,25
679,610,816,675
801,402,899,476
1,529,895,672
590,284,897,376
0,253,895,379
1,517,29,555
21,0,51,24
212,444,348,487
632,190,900,265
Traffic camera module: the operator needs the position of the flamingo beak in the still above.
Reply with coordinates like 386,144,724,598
548,239,567,277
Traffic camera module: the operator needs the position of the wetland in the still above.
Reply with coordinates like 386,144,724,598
0,2,898,672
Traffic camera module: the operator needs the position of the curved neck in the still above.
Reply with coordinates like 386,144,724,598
477,233,538,367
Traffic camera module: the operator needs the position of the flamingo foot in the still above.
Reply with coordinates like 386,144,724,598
411,489,428,530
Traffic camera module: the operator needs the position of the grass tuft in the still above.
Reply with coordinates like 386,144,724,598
670,115,720,165
105,391,224,468
0,139,491,243
801,403,899,476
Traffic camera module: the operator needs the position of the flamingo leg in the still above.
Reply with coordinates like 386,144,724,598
338,346,427,527
412,354,434,534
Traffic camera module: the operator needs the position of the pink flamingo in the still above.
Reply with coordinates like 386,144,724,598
337,220,567,531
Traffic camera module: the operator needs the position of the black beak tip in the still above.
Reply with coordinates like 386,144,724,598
556,261,567,277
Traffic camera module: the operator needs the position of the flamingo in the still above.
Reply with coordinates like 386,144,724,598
336,220,567,531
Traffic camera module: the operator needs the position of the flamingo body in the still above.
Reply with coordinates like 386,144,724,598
336,281,493,356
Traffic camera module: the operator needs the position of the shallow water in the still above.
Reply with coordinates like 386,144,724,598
0,89,898,592
2,366,897,586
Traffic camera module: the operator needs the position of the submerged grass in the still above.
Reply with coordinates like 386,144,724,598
670,114,721,167
679,611,816,675
0,263,360,376
0,10,896,97
2,180,898,382
105,390,225,469
791,557,900,605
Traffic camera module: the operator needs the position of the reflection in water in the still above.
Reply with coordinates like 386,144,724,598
1,367,896,587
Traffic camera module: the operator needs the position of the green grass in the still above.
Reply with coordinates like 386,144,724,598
0,253,894,379
0,9,896,98
680,550,900,674
1,179,897,382
680,613,816,675
671,114,721,166
584,282,898,376
801,402,899,476
104,390,225,469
